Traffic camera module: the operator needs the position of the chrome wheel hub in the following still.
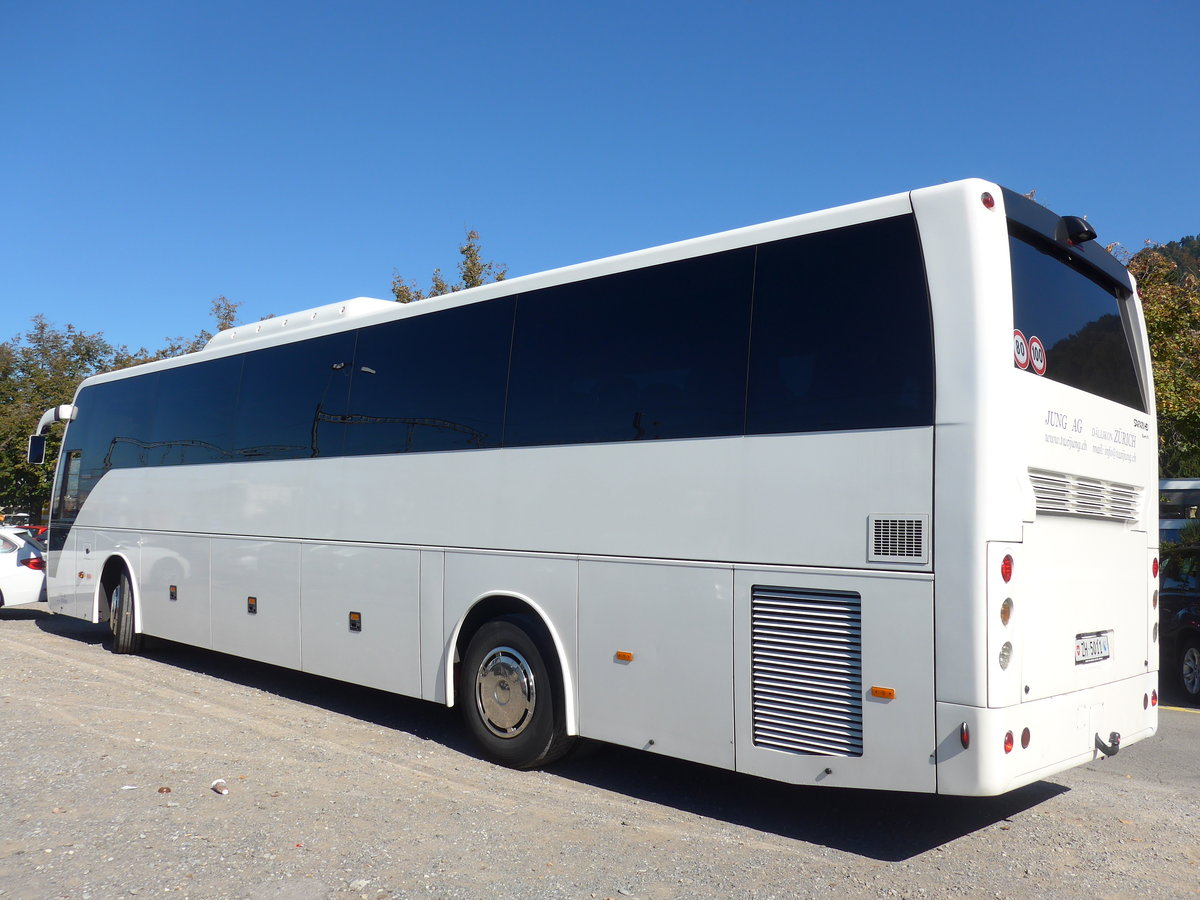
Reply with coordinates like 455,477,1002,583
475,646,535,738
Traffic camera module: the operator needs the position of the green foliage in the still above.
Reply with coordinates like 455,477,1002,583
392,230,507,303
1153,236,1200,283
0,317,116,515
1131,247,1200,476
0,299,241,517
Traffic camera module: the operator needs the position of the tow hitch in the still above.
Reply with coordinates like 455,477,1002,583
1094,731,1121,757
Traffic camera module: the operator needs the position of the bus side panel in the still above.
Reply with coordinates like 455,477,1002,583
210,539,302,670
577,559,735,768
442,551,579,728
419,549,446,704
57,528,91,618
733,567,936,793
138,533,212,648
299,544,422,697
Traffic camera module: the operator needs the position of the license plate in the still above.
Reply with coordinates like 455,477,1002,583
1075,631,1111,665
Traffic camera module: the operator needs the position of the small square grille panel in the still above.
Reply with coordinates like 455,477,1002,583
869,514,929,564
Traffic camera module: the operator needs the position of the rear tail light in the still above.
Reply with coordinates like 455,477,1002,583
1152,557,1159,578
1001,554,1014,583
19,557,45,571
1021,727,1031,749
1004,731,1014,754
1152,690,1158,707
960,722,970,749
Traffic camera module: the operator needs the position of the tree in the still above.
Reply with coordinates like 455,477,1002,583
392,229,507,303
1131,247,1200,476
0,317,116,515
0,297,243,516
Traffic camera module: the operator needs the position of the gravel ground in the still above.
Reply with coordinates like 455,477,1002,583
1,604,1197,900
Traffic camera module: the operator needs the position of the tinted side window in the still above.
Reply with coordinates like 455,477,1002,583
505,248,754,446
65,376,159,518
746,216,934,435
344,298,514,455
233,332,356,460
150,355,243,465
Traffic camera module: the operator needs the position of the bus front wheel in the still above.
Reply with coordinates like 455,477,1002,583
460,616,574,768
108,567,143,655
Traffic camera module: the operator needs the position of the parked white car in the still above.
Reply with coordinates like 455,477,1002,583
0,528,47,607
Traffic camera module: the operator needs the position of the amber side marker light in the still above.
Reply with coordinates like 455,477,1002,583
615,651,634,663
870,686,896,700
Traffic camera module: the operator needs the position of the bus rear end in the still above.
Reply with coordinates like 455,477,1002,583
915,181,1158,795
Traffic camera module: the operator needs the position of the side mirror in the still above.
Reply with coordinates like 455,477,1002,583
27,434,46,465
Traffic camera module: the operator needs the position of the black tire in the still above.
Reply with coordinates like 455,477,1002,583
1181,635,1200,704
460,615,574,769
108,567,143,655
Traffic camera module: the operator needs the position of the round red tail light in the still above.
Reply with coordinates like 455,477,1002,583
981,192,995,209
1001,555,1013,583
1152,690,1159,707
1152,558,1159,578
1004,731,1014,754
959,722,970,749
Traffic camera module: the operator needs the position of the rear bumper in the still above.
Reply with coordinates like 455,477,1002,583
935,670,1158,796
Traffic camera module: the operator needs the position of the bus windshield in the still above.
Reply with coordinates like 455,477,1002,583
1010,229,1145,412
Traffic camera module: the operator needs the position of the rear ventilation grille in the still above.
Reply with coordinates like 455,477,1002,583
1029,469,1141,523
750,585,863,758
868,514,929,564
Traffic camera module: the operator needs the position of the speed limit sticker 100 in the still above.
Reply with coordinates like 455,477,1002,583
1028,336,1047,375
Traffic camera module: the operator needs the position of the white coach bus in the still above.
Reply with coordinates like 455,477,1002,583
30,179,1159,796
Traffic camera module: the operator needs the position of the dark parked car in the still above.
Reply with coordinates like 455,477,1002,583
1158,545,1200,704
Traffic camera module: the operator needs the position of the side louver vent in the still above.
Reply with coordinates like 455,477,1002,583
1028,469,1140,523
868,514,929,564
751,585,863,758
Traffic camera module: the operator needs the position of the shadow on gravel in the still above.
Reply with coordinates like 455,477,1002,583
38,623,477,756
550,743,1068,861
32,616,1069,860
1,606,54,623
33,608,110,645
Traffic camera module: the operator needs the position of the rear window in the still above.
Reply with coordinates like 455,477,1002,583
1010,230,1145,412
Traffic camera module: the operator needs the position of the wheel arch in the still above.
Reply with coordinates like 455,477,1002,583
95,553,140,631
446,591,578,735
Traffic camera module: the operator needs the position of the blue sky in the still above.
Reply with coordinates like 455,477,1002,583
4,1,1197,353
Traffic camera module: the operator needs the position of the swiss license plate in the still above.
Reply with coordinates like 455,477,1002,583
1075,631,1111,665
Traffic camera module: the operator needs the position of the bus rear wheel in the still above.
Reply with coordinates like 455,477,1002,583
461,616,574,768
108,567,142,655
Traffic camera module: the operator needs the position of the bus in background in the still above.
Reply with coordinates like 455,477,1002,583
1159,479,1200,545
29,179,1158,796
